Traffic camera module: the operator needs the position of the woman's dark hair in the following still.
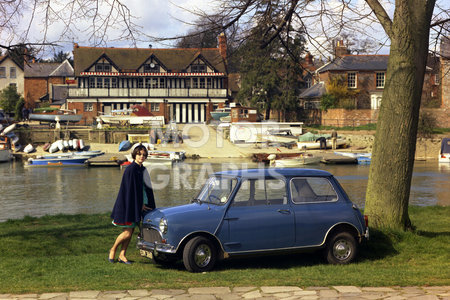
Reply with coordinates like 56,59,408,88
131,144,148,159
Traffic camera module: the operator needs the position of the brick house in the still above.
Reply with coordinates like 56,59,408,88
300,40,445,126
0,54,24,96
24,60,74,109
67,34,229,125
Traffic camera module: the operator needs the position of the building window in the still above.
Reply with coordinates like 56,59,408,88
192,78,199,88
191,64,206,73
95,63,111,72
89,77,95,88
347,72,357,88
104,78,110,88
111,78,117,88
159,78,165,88
152,78,158,88
138,78,144,88
10,67,16,78
150,103,160,112
207,78,212,88
185,78,191,88
0,67,5,78
305,77,312,88
144,63,159,73
434,74,440,85
199,78,205,88
96,78,103,88
376,72,385,88
84,103,94,112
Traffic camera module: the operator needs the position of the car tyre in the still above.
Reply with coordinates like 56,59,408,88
325,231,357,264
183,236,217,272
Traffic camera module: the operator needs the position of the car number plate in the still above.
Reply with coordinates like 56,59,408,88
139,249,153,259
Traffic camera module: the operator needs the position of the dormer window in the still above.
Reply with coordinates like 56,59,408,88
191,64,206,73
96,63,111,72
144,63,159,72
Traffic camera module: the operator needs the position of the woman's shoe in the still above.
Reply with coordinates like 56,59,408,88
118,258,132,265
108,258,115,263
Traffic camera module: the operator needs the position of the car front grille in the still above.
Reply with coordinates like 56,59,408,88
142,227,162,243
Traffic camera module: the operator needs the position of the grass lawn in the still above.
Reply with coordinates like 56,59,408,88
0,206,449,293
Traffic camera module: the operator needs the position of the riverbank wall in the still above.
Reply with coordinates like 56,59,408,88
13,124,444,160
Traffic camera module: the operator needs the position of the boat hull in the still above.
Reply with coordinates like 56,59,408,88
29,113,82,123
297,139,347,150
26,156,89,167
272,156,321,167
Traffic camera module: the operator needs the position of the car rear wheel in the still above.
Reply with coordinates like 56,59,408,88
183,236,217,272
325,231,357,264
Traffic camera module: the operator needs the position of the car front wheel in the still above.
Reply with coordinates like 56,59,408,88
183,236,217,272
325,231,357,264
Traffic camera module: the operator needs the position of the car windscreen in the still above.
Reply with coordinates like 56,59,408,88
195,176,237,205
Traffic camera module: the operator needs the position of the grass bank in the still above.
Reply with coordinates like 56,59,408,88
1,206,449,293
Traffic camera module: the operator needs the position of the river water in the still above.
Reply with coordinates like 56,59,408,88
0,159,449,222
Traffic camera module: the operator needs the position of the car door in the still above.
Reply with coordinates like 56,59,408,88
289,176,346,246
221,177,295,253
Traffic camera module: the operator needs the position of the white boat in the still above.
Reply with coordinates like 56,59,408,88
125,150,186,166
23,144,35,153
439,138,450,163
297,138,347,150
334,152,371,158
100,105,164,126
269,154,322,167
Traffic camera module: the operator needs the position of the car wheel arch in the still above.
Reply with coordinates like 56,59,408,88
324,222,361,245
177,232,225,258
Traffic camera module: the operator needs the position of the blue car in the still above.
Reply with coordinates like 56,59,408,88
137,168,369,272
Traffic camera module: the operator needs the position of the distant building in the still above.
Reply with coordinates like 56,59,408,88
67,34,229,124
24,60,74,109
0,54,24,96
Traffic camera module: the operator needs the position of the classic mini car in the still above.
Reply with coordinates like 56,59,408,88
137,168,369,272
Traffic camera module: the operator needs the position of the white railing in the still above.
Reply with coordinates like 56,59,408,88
68,87,227,98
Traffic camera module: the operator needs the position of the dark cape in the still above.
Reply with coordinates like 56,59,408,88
110,162,155,223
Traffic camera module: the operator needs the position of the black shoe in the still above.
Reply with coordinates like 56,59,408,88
118,258,132,265
108,258,115,263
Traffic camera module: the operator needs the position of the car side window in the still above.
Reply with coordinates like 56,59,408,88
290,177,337,204
232,178,286,206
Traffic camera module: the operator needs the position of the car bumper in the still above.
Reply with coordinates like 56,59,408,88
364,227,369,240
137,235,177,254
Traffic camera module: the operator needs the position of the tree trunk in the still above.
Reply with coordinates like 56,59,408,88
364,0,435,230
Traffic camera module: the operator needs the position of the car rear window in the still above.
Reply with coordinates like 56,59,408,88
290,177,337,204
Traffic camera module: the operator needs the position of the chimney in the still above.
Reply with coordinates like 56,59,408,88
334,40,349,58
305,52,313,66
218,33,227,61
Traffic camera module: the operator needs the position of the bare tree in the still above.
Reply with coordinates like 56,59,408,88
160,0,449,230
0,0,145,57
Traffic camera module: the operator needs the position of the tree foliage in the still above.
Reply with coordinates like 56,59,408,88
0,86,24,117
320,75,359,110
236,12,305,121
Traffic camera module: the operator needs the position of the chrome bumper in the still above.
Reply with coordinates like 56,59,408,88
364,227,370,240
137,236,177,254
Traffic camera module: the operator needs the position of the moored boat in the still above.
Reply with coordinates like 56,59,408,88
270,153,322,167
25,155,90,167
29,109,82,123
0,135,13,162
439,138,450,163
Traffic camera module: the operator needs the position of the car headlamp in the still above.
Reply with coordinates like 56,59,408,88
159,218,168,234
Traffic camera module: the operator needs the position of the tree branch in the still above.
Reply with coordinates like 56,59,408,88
364,0,393,38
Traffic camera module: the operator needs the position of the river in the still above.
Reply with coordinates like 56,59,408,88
0,159,448,222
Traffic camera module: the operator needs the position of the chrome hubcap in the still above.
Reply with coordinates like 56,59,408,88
194,244,211,267
333,239,351,260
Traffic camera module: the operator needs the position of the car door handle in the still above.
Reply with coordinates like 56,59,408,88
277,209,291,214
223,217,239,221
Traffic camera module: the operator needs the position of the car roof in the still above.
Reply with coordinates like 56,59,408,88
214,168,332,179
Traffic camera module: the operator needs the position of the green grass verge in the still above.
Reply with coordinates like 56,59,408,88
1,206,449,293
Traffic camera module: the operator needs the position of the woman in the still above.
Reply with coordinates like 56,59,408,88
109,144,155,264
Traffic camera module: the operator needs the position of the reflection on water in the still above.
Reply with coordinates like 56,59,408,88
0,159,448,222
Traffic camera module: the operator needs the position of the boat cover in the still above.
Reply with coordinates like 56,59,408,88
441,138,450,154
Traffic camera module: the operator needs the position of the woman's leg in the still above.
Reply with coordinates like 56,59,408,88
118,228,134,262
110,227,134,261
